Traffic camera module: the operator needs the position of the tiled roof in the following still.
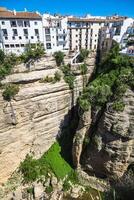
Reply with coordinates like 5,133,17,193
68,17,126,23
0,10,41,19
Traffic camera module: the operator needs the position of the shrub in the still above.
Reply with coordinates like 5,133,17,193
54,71,61,82
40,76,54,83
112,101,125,112
61,65,75,89
80,64,88,75
0,49,5,64
45,185,53,194
2,84,19,101
54,51,64,66
78,49,89,62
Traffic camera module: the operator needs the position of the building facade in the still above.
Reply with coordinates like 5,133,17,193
0,7,43,55
42,14,69,53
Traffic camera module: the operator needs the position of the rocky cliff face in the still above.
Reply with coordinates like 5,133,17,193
0,55,95,184
73,89,134,179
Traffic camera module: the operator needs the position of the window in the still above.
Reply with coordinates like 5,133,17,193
25,36,28,39
45,28,50,34
46,35,51,41
15,44,20,47
46,43,51,49
34,21,38,25
24,21,30,27
94,44,96,49
76,35,78,37
21,44,24,47
10,44,15,48
35,29,39,36
76,40,78,43
5,36,8,40
10,21,17,27
23,29,28,36
19,36,22,40
37,36,40,39
5,44,9,48
31,36,34,39
12,29,18,36
2,29,7,36
17,20,23,27
12,36,15,40
2,21,5,25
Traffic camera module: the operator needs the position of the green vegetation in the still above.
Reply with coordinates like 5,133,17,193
61,65,75,89
40,75,54,83
45,185,53,193
80,64,88,75
54,71,61,82
78,43,134,112
2,84,19,101
78,49,89,63
40,71,61,84
20,142,74,183
54,51,64,66
21,43,45,63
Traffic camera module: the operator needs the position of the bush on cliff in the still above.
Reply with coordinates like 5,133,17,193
2,84,19,101
54,51,64,66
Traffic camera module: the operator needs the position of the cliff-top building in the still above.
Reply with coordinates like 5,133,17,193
0,7,43,55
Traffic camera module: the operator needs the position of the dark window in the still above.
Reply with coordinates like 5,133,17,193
46,35,51,41
19,36,22,39
21,44,24,47
2,29,7,36
10,21,17,27
5,44,9,48
15,44,19,47
12,29,18,36
35,29,39,36
34,21,38,25
12,36,15,40
45,28,50,34
37,36,40,39
25,36,28,39
76,34,78,37
24,21,30,27
31,36,34,39
2,21,5,25
46,43,51,49
5,36,8,40
23,29,28,36
10,44,15,48
17,20,23,27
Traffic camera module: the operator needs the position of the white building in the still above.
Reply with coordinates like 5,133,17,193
42,14,69,54
99,16,134,51
67,16,106,51
0,7,43,55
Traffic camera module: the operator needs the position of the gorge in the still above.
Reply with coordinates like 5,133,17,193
0,45,134,200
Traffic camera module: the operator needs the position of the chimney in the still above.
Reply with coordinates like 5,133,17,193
13,9,16,15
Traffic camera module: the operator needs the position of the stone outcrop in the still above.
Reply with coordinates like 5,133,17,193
73,89,134,179
0,55,95,184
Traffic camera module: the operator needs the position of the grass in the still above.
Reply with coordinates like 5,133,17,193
20,142,74,183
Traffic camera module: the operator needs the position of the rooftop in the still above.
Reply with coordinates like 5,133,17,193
0,7,41,19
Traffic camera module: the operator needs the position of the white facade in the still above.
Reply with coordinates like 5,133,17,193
0,8,43,55
67,17,105,51
42,14,69,54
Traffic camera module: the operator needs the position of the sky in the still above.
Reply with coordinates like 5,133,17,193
0,0,134,17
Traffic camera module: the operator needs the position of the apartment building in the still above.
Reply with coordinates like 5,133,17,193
67,16,106,51
99,16,134,51
42,14,69,53
0,7,43,55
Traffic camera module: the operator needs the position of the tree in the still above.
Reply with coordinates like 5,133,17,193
3,84,19,101
54,51,64,66
0,49,5,64
78,49,89,62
